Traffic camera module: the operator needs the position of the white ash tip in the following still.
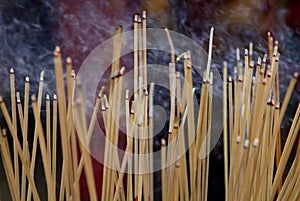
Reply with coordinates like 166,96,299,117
53,94,57,100
25,76,30,82
31,94,36,102
142,10,146,19
125,90,129,100
243,139,250,148
161,138,166,146
253,138,259,147
257,57,261,65
236,136,241,143
10,68,14,74
293,72,298,78
2,129,7,136
46,94,50,100
66,57,72,64
40,71,44,81
16,92,21,102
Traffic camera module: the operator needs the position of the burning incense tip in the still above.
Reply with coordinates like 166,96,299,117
236,136,241,143
253,138,259,147
245,49,248,55
249,42,253,55
16,92,20,103
134,15,138,22
293,72,298,78
66,57,72,64
263,54,267,63
142,10,146,19
40,71,44,81
31,94,37,102
25,76,30,83
10,68,14,74
53,94,57,100
2,129,7,137
120,66,126,75
55,46,61,53
228,76,232,82
243,139,250,148
46,94,50,100
0,96,3,103
71,70,76,78
125,90,129,100
161,139,166,146
257,57,261,66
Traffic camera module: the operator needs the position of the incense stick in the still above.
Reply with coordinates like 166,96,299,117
32,95,55,201
0,128,20,201
0,96,40,201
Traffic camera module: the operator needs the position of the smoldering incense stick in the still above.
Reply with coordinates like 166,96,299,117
32,95,55,201
23,77,30,164
54,46,73,198
223,62,229,201
0,128,20,201
46,94,51,167
27,71,44,201
52,94,58,200
9,68,19,198
0,96,40,201
206,27,214,81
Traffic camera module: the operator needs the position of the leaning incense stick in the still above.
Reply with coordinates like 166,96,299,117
223,62,229,201
9,68,19,197
54,46,73,198
0,128,20,201
142,10,147,87
46,94,51,166
0,96,40,201
73,77,98,201
52,94,58,200
269,102,300,200
161,138,167,201
27,71,44,201
32,95,55,201
23,76,31,201
206,27,214,80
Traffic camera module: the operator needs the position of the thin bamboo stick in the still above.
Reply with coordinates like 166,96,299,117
31,95,54,201
0,96,40,201
0,128,20,201
10,68,19,199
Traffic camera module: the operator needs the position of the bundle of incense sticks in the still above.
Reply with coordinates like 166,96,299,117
223,33,300,201
0,12,299,201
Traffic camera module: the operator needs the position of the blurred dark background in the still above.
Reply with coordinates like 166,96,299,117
0,0,299,200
